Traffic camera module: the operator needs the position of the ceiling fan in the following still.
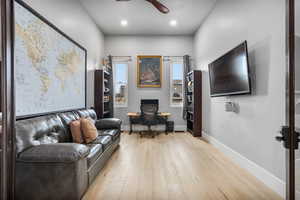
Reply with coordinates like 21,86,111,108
116,0,170,14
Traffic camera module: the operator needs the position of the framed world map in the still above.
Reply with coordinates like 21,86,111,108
15,1,87,118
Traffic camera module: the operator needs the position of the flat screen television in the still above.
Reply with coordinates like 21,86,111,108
208,41,251,97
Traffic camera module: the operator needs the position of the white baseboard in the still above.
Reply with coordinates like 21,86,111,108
202,131,285,198
121,125,186,132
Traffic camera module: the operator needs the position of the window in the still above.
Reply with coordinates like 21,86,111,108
114,63,128,107
170,62,184,107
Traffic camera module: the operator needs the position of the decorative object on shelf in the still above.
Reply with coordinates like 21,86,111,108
94,55,114,119
14,0,87,119
185,70,202,137
137,55,162,88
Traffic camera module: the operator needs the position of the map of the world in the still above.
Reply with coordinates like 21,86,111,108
15,2,86,117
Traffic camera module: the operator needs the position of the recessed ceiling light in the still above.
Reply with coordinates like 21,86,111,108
121,20,128,27
170,20,177,27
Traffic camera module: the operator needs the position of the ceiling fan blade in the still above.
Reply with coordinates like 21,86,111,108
145,0,170,14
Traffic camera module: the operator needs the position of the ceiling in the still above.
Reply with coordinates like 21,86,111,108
79,0,217,35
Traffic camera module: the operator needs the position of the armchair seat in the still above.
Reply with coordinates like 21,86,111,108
86,144,103,167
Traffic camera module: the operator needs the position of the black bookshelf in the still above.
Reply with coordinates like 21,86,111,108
186,70,202,137
94,55,114,119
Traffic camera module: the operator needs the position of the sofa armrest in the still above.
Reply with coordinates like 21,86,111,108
17,143,89,163
95,118,122,130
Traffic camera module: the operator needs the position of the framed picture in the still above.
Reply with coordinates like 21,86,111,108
14,0,87,119
137,55,162,88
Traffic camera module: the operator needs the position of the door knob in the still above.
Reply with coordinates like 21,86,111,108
275,136,285,142
276,126,289,149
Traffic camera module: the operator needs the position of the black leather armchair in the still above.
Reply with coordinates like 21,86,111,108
15,109,122,200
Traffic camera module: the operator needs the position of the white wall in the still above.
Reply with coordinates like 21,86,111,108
193,0,286,182
23,0,105,107
296,0,300,36
105,36,194,130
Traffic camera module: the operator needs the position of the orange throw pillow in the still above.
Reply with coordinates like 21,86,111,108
80,118,98,143
70,120,84,144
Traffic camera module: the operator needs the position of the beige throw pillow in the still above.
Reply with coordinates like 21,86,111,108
70,120,84,144
80,118,98,143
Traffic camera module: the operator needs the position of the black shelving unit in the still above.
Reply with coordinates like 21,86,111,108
185,70,202,137
94,55,114,119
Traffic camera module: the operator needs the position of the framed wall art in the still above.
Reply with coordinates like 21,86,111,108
15,0,87,119
137,55,162,88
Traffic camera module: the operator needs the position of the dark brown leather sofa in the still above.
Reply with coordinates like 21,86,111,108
15,109,121,200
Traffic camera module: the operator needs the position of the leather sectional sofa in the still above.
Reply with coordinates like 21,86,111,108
15,109,122,200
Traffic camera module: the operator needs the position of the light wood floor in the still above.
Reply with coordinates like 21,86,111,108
83,132,282,200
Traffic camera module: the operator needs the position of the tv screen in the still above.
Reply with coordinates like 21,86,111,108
208,41,251,97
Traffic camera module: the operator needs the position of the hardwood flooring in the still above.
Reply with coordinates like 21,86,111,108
83,132,282,200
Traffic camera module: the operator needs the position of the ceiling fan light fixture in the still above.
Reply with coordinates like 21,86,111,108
121,19,128,27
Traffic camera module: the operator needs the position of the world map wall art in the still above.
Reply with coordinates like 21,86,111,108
15,1,87,118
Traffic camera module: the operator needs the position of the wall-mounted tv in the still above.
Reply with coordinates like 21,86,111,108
208,41,251,97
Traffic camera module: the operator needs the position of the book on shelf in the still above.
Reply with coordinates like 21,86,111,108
104,96,110,102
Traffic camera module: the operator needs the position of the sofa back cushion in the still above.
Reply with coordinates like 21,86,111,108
58,111,80,136
76,109,97,121
15,114,67,154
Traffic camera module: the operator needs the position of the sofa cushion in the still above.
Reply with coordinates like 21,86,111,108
91,135,112,151
58,111,80,137
81,118,98,143
38,132,60,144
15,114,68,154
76,109,97,121
98,129,120,141
86,144,103,167
70,120,84,144
18,143,90,163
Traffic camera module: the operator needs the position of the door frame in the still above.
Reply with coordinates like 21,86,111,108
286,0,297,199
1,0,15,199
